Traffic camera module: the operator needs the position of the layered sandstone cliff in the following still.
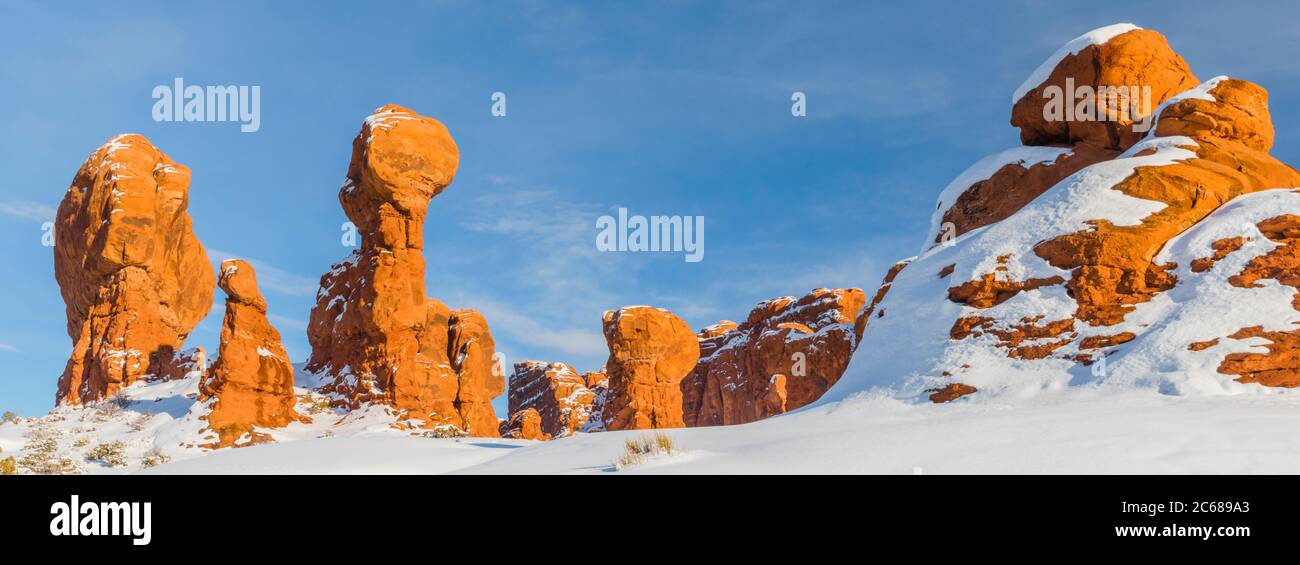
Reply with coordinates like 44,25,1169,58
306,105,503,435
504,360,605,439
53,134,214,405
500,289,868,437
681,288,865,426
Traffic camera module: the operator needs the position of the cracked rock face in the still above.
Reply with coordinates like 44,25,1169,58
306,105,503,435
54,134,214,405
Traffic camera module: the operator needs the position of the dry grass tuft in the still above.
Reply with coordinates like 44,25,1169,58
614,432,676,470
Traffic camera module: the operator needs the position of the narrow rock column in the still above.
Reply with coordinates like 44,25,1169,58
201,260,301,447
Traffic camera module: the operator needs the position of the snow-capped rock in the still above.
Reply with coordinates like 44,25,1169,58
505,360,603,439
831,25,1300,406
53,134,215,406
305,104,503,436
681,288,866,426
199,259,304,447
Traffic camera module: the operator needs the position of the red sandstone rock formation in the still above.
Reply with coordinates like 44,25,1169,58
681,288,866,427
306,105,503,436
939,146,1118,241
53,134,214,405
928,383,977,403
1030,78,1300,327
200,260,303,447
942,30,1300,354
1011,28,1199,150
506,360,603,439
601,307,699,430
1216,214,1300,386
499,408,549,441
933,28,1203,246
811,25,1300,407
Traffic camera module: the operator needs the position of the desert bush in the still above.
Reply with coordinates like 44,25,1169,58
93,397,130,422
297,392,332,415
16,423,86,474
130,414,150,432
0,457,16,475
614,432,676,470
19,452,81,475
86,441,128,468
1,411,17,424
141,448,170,469
428,425,468,439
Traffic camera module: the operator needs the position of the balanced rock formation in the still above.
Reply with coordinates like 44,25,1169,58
199,260,302,447
829,24,1300,405
53,134,214,405
505,361,605,439
681,288,865,427
306,105,504,436
601,307,699,430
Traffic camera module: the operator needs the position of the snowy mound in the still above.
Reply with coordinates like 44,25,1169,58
0,372,521,474
830,31,1300,406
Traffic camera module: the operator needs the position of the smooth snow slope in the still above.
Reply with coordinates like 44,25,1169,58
137,388,1300,474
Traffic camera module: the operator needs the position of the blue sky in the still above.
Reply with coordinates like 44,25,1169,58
2,0,1299,416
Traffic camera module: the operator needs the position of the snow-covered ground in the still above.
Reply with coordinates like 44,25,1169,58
7,373,1300,474
7,366,1300,475
141,387,1300,474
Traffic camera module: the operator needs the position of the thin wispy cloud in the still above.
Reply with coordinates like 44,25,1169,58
0,343,19,353
206,249,319,298
267,314,308,332
464,294,606,360
0,200,56,223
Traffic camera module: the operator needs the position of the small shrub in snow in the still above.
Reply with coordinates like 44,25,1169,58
86,441,128,468
19,452,81,475
73,438,90,448
0,457,16,475
297,392,332,415
654,433,675,453
429,425,468,439
141,448,170,469
614,432,676,470
93,398,128,422
17,424,84,475
130,414,150,432
1,411,17,424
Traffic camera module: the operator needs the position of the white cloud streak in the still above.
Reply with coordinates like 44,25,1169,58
0,200,56,223
206,249,319,298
